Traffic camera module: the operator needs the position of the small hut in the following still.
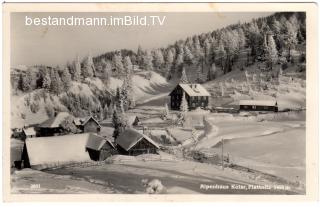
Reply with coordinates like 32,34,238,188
116,128,160,156
37,112,70,136
85,134,116,161
74,116,101,134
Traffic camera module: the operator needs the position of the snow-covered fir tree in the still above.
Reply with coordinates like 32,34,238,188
42,72,51,90
178,92,189,126
102,61,112,87
112,53,124,78
61,68,72,90
180,67,189,83
143,50,153,80
123,56,133,74
72,55,81,81
266,34,278,70
161,103,170,120
82,54,95,78
153,49,164,70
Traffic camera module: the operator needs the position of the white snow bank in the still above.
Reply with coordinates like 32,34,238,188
142,179,166,194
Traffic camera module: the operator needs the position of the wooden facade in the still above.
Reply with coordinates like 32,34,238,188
116,128,160,156
239,105,278,112
117,138,158,156
239,100,278,112
37,127,63,137
75,117,101,134
86,142,116,161
169,84,210,110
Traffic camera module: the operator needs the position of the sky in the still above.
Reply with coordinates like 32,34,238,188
11,12,273,67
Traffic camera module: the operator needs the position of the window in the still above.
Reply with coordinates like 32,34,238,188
244,105,248,109
252,105,256,109
264,106,269,110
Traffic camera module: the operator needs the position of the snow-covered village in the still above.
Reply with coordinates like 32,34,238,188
10,12,306,194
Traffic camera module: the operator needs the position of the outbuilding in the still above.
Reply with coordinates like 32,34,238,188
37,112,70,136
20,133,113,170
116,128,160,156
239,100,278,112
74,116,101,134
85,134,116,161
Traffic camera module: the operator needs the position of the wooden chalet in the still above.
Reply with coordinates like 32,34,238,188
37,112,70,136
169,83,211,110
85,134,116,161
239,100,278,112
116,128,160,156
74,116,101,134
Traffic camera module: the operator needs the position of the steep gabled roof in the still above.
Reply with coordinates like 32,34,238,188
127,115,139,126
39,112,70,128
74,116,101,127
86,133,115,151
116,128,160,151
170,83,211,97
239,100,277,106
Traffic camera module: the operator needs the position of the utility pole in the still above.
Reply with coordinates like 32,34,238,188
221,138,224,170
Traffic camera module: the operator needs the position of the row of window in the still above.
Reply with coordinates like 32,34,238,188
171,96,208,101
243,105,272,110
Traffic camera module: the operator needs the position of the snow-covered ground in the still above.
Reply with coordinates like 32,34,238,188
195,112,305,184
11,153,303,194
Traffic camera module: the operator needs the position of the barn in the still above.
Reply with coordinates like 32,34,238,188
37,112,70,136
169,83,211,110
74,116,101,134
20,133,113,170
86,134,116,161
116,128,160,156
239,100,278,112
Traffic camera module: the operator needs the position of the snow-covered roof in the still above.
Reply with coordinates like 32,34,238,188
86,133,114,151
174,84,211,97
39,112,70,128
25,133,93,168
239,100,277,106
74,116,101,127
23,127,36,136
116,128,160,151
127,115,139,126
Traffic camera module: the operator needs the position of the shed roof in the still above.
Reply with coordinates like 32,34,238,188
23,127,36,136
170,84,211,97
39,112,70,128
116,128,160,151
239,100,277,106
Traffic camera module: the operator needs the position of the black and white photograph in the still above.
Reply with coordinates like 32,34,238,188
3,3,318,200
